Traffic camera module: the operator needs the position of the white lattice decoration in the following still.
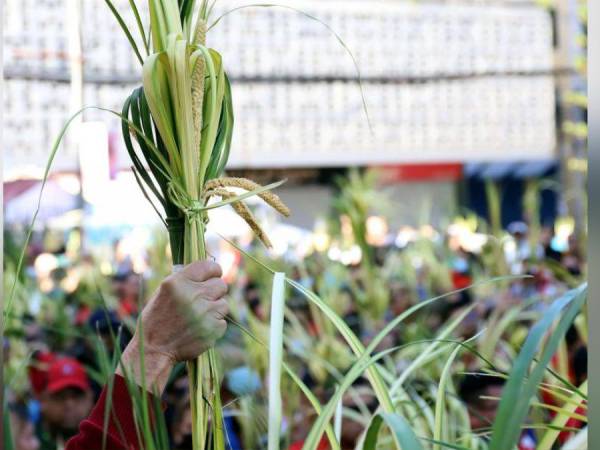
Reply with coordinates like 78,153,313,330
3,0,555,175
228,76,556,167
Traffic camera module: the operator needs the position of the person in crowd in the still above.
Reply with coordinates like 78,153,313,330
112,270,143,318
508,221,532,259
8,400,41,450
65,260,229,450
169,389,194,450
222,366,262,449
68,308,133,397
459,373,537,449
36,357,94,450
87,308,132,357
562,233,583,277
540,225,562,262
459,374,505,432
28,350,56,400
245,281,267,322
340,378,378,450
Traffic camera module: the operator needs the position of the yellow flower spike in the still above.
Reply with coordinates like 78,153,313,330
205,177,291,217
204,188,273,248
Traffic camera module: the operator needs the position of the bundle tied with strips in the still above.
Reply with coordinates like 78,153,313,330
168,176,291,250
111,1,291,449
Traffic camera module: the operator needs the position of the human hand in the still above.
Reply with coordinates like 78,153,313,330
116,260,229,393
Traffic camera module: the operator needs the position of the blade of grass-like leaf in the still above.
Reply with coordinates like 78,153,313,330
302,346,400,450
149,0,167,52
479,300,528,360
128,0,150,55
281,281,395,417
306,338,482,450
537,385,587,409
104,0,144,65
518,400,587,421
226,317,340,450
219,237,526,450
267,273,285,450
363,413,424,450
390,304,478,395
3,406,15,450
208,349,225,450
4,106,86,317
4,351,33,389
334,396,342,444
136,89,183,213
206,73,234,180
220,236,525,408
122,94,168,207
420,438,473,450
157,0,183,36
197,47,224,185
180,0,197,34
207,0,219,18
434,334,482,450
406,387,436,437
170,38,200,204
489,284,587,450
542,364,587,398
101,328,130,450
143,52,182,174
131,166,168,226
208,3,372,132
5,104,176,318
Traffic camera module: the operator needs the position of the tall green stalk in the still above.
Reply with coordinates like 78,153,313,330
485,180,502,237
523,179,541,260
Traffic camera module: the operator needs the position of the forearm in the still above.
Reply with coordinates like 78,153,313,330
115,336,174,395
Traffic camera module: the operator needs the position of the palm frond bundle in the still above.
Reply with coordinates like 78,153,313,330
106,1,290,448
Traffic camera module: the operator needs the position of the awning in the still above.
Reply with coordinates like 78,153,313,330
464,161,557,179
4,180,81,224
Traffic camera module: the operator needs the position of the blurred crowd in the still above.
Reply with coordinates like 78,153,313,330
3,218,587,450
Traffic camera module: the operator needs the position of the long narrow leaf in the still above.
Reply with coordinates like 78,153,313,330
489,284,587,450
208,3,372,131
104,0,144,65
363,413,424,450
267,273,286,450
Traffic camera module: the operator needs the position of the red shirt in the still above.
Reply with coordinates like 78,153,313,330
66,375,152,450
290,436,329,450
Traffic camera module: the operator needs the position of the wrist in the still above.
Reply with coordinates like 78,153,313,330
116,336,174,395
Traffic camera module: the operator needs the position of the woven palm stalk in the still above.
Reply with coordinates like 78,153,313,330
109,1,290,449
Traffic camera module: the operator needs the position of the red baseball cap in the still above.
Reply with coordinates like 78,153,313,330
46,357,90,394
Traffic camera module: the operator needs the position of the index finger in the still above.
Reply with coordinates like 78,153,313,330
181,260,223,282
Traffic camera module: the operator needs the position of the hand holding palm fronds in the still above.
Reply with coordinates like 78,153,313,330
108,1,290,449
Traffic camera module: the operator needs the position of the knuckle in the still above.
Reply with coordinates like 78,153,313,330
218,299,230,315
197,259,214,273
197,259,217,273
216,279,228,295
203,278,227,299
187,260,222,281
209,261,223,276
212,299,229,318
208,261,223,277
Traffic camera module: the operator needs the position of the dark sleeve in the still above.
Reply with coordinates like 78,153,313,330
66,374,153,450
